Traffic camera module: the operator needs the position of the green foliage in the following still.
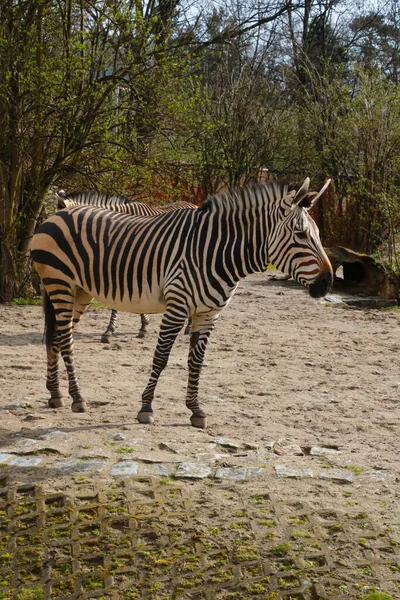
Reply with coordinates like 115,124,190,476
10,297,41,306
14,588,45,600
363,592,393,600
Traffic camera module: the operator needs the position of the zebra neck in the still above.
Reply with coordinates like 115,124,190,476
198,203,270,285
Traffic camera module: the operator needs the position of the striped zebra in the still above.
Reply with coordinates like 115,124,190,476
31,178,333,428
57,191,196,341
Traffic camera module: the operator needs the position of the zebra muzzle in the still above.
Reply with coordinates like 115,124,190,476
308,271,333,298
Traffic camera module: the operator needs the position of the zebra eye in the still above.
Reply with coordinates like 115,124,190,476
295,230,308,240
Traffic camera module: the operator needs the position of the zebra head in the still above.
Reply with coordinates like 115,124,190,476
267,178,333,298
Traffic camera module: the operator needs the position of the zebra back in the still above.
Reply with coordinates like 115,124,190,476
57,190,196,215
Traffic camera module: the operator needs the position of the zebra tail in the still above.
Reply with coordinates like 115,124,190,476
42,289,56,353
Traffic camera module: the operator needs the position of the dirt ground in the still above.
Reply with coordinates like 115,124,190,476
0,271,400,598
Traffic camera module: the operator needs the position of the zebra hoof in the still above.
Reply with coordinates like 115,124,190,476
190,415,207,429
72,401,87,413
101,334,112,344
184,327,191,336
137,330,147,339
137,410,154,424
48,397,64,409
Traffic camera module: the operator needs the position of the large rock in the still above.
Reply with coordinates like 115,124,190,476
325,246,397,298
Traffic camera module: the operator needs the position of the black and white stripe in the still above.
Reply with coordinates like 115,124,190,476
57,191,196,341
32,178,333,427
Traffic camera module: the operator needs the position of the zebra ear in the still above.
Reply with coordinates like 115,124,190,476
56,190,72,210
291,178,310,209
292,179,331,210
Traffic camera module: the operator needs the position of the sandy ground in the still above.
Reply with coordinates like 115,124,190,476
0,271,399,528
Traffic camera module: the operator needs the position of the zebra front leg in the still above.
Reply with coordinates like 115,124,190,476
137,314,150,339
186,313,218,428
137,308,187,424
101,309,118,343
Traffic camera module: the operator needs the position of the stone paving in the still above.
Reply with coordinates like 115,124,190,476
0,431,381,484
0,430,399,599
0,475,400,600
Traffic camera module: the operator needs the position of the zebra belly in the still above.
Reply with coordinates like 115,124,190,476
91,289,166,315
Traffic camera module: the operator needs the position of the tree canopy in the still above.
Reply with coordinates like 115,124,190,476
1,0,400,300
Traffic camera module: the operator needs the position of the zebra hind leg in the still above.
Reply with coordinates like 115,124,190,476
47,287,91,412
43,290,64,408
186,313,218,428
137,307,187,424
137,314,150,339
101,309,118,343
184,317,192,335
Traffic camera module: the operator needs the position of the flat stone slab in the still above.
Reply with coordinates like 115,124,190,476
141,463,174,477
174,462,212,479
54,459,109,473
275,465,314,479
214,467,247,481
310,446,341,456
319,468,355,483
74,459,109,473
246,467,272,480
110,461,139,476
8,456,42,467
39,430,72,442
0,454,13,464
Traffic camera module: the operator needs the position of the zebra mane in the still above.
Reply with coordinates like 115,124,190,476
57,190,132,210
200,180,293,212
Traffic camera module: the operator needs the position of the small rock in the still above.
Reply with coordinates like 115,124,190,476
159,442,178,454
24,415,46,422
109,433,126,441
263,441,276,450
319,468,355,484
243,442,258,450
213,438,240,450
278,444,304,456
175,462,212,479
275,465,314,479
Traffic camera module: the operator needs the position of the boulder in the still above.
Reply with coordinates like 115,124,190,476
325,246,398,299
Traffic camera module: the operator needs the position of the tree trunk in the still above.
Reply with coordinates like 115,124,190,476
0,228,18,302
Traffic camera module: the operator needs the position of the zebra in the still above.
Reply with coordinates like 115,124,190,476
57,190,196,341
31,177,333,428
